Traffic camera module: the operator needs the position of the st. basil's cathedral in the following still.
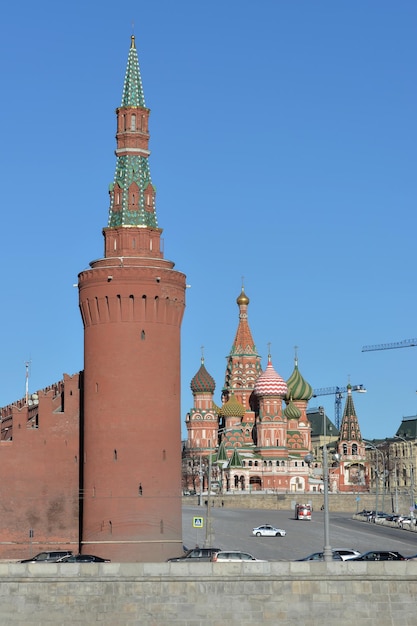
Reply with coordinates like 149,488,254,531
183,287,368,496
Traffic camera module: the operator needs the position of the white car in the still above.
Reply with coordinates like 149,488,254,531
252,524,286,537
212,551,267,562
333,548,361,561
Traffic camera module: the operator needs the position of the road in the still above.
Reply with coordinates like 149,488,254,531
182,505,417,561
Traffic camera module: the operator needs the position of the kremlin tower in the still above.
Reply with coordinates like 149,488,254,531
78,36,186,562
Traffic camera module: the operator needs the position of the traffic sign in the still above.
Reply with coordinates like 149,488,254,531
192,516,204,528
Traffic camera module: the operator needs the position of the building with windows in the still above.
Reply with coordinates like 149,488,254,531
365,417,417,513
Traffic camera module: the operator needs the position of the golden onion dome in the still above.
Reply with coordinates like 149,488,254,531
236,287,249,306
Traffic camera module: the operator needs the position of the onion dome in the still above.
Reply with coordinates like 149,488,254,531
218,394,246,418
284,399,302,420
236,287,249,306
286,357,313,401
190,358,216,394
253,355,288,397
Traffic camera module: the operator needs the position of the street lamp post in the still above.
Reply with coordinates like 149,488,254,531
364,440,385,517
320,406,333,562
198,454,204,507
204,442,215,547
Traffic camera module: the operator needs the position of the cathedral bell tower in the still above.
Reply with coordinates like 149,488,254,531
78,36,186,562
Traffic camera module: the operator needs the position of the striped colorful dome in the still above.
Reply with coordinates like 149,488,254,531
190,359,216,394
253,355,288,397
286,359,313,401
284,399,302,420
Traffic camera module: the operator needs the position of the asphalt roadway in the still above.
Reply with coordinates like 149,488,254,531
181,505,417,561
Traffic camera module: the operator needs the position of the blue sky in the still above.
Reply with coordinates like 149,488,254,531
1,1,416,440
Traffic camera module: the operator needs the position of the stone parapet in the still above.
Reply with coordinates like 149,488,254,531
184,491,415,514
1,562,417,625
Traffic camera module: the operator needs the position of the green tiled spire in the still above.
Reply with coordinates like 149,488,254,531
107,36,158,229
121,35,146,108
216,441,228,464
228,448,243,468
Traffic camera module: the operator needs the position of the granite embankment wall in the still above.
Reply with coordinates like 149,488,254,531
185,491,413,513
1,561,417,626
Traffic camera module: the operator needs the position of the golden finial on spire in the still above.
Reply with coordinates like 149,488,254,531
237,279,249,306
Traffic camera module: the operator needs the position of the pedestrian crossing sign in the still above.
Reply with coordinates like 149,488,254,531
193,516,204,528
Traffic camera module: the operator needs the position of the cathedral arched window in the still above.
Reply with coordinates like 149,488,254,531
352,443,358,455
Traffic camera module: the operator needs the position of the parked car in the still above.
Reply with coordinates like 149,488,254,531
212,551,266,562
296,551,343,561
167,547,221,562
20,550,73,563
358,509,373,517
369,511,391,522
57,554,110,563
332,548,361,561
349,551,406,561
252,524,286,537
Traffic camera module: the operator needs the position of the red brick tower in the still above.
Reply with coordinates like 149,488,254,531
78,36,186,562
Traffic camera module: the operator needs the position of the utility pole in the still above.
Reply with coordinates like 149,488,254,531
320,407,333,562
204,442,215,547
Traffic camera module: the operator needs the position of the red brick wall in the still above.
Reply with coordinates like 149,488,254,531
0,374,80,560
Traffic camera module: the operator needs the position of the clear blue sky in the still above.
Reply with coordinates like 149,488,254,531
1,1,416,440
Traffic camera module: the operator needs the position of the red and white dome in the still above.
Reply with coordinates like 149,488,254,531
254,355,288,397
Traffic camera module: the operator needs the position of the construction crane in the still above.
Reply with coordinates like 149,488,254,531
362,338,417,352
312,384,366,430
